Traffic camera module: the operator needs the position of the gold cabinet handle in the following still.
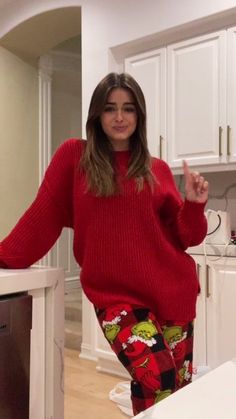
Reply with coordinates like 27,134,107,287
206,265,210,298
196,263,200,278
227,125,231,156
196,263,201,294
219,126,223,156
159,135,163,159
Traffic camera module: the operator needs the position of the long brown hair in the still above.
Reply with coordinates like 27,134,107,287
80,72,155,196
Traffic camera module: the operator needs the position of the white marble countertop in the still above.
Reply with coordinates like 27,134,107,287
187,242,236,257
0,266,64,295
134,359,236,419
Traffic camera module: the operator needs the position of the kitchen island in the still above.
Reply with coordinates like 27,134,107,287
134,358,236,419
0,267,65,419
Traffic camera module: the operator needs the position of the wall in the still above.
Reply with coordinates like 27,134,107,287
0,46,38,237
50,39,81,279
204,171,236,231
51,51,82,152
176,171,236,231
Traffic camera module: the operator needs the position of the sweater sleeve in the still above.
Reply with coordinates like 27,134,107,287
0,138,80,268
156,159,207,250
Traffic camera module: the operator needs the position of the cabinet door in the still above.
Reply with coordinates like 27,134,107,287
125,48,166,159
191,254,207,368
167,31,227,168
227,27,236,162
206,257,236,368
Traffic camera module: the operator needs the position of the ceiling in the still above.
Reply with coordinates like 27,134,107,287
0,6,81,65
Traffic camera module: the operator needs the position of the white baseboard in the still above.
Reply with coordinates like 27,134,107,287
96,358,129,379
79,343,98,362
65,277,81,292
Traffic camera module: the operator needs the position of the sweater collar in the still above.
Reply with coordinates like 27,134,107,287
114,149,130,162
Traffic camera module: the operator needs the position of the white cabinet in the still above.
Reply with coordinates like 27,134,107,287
167,31,227,168
206,256,236,367
192,254,236,370
227,27,236,162
124,27,236,171
125,48,167,160
192,255,207,368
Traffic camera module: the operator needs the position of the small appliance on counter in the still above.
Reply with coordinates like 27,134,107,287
205,209,231,245
0,292,32,419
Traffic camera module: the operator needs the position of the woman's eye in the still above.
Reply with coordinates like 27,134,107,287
103,105,136,113
104,106,115,112
124,107,136,113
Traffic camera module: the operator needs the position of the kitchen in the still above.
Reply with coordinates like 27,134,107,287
1,1,236,418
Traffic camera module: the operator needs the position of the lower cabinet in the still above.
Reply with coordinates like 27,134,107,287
0,268,65,419
192,254,236,370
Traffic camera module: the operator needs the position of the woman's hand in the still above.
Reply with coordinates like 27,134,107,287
183,160,209,203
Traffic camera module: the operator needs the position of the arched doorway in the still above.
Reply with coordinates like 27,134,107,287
0,6,81,273
0,0,83,385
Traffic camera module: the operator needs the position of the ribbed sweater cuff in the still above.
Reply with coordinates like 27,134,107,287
182,199,207,220
0,244,8,268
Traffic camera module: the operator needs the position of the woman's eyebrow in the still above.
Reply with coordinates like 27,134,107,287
105,101,135,105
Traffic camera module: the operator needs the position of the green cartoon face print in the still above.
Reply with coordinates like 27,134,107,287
178,360,191,384
155,389,172,403
131,320,158,341
179,366,185,384
163,326,183,344
104,324,120,344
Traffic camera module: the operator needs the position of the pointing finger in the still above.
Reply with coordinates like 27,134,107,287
182,160,191,180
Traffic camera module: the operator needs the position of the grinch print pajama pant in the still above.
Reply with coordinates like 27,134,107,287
95,303,194,415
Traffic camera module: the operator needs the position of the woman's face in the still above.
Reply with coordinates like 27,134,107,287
100,88,137,151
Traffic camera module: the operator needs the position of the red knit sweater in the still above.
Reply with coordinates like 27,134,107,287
0,139,207,321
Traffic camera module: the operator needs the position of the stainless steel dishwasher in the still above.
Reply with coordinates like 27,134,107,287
0,292,32,419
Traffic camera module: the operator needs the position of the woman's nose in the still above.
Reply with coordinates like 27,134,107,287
115,109,123,121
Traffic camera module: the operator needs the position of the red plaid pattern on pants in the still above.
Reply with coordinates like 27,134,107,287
95,303,194,415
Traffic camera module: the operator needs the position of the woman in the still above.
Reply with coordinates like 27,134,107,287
0,73,208,415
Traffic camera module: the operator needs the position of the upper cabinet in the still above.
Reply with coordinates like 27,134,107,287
124,26,236,171
125,48,166,160
227,27,236,163
167,31,226,168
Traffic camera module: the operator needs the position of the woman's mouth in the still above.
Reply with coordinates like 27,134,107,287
113,126,127,132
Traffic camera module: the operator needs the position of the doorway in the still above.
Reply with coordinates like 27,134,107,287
50,35,82,351
0,6,83,351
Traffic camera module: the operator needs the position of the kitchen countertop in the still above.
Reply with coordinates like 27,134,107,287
134,359,236,419
0,266,63,294
187,242,236,257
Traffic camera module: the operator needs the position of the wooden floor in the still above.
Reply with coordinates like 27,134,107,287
64,348,130,419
